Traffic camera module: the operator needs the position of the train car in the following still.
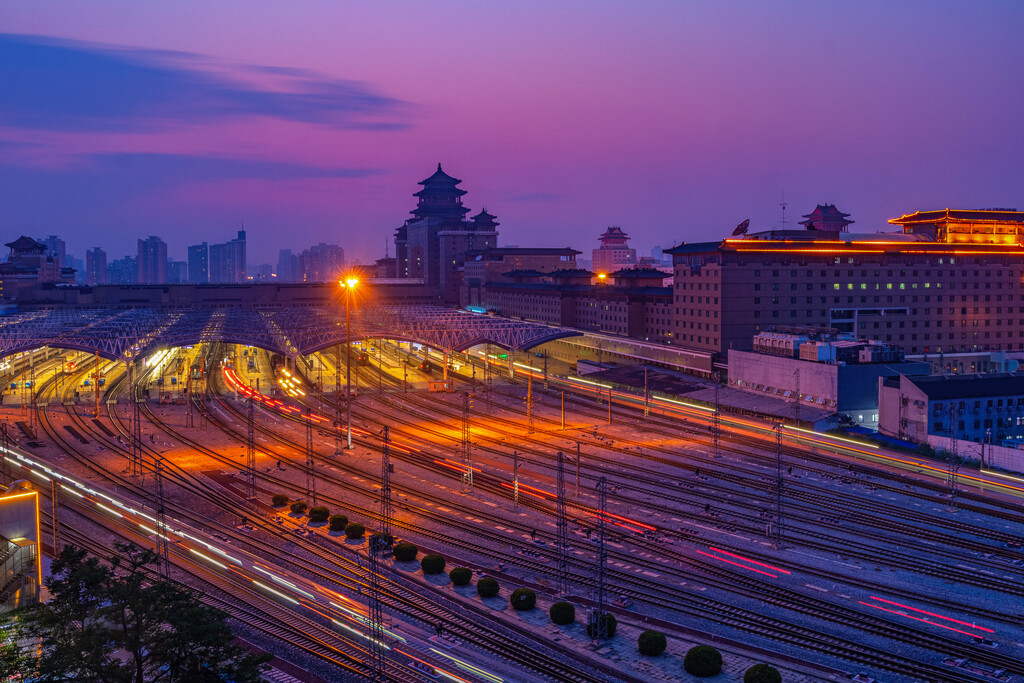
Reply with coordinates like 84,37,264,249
419,359,433,375
357,351,370,366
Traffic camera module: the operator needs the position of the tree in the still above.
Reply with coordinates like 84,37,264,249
744,663,782,683
345,523,365,539
549,601,575,625
476,576,500,598
638,629,667,656
420,554,446,575
449,567,472,586
12,543,268,682
271,494,289,506
290,501,308,515
392,542,418,562
308,505,330,523
510,588,536,611
328,514,348,532
684,645,723,677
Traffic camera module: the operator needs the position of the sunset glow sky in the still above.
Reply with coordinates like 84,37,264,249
2,2,1023,264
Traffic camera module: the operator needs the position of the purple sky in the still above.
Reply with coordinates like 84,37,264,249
2,2,1023,266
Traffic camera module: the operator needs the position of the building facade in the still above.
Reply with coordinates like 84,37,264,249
299,243,345,282
0,236,75,300
137,236,167,284
0,480,41,612
461,247,579,307
592,226,636,274
394,165,498,302
879,373,1024,445
209,230,246,283
666,207,1024,360
483,268,673,343
85,247,107,286
188,242,209,283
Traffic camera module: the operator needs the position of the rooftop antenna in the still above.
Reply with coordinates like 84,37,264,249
779,189,789,230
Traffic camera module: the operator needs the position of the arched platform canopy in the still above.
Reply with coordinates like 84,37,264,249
0,305,581,361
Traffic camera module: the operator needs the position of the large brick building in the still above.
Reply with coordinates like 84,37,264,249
666,207,1024,360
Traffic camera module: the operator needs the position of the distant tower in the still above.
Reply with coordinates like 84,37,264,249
799,204,854,232
592,227,636,274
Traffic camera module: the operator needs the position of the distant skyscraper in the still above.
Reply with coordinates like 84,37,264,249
39,235,66,268
209,230,246,283
107,256,137,284
137,236,167,284
592,226,636,274
85,248,107,285
187,242,209,283
166,260,188,283
276,249,299,282
299,243,345,282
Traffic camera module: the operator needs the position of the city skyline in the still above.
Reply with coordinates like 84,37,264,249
2,2,1023,264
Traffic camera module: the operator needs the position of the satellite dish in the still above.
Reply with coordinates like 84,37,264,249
731,219,750,236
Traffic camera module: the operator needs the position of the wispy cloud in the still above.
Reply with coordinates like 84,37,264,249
0,33,411,132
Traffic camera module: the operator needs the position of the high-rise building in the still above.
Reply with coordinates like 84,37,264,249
107,256,137,284
38,235,66,268
276,249,299,282
85,247,107,285
137,236,167,284
394,164,499,302
592,227,636,274
209,230,246,283
187,242,209,283
299,243,345,282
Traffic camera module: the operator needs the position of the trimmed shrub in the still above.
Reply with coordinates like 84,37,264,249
344,523,365,539
370,533,393,551
420,554,446,575
271,494,289,507
586,612,617,639
744,663,782,683
393,542,418,562
638,629,667,656
308,506,330,523
476,576,500,598
549,601,575,625
328,514,348,532
684,645,723,678
510,588,536,611
449,567,472,586
289,501,308,515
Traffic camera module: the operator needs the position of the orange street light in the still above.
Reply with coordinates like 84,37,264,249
338,277,360,450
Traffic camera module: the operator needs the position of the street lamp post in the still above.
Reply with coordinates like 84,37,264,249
340,277,359,450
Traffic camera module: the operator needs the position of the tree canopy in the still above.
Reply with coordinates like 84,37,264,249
3,542,268,682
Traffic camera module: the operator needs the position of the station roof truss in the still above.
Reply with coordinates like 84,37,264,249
0,305,580,360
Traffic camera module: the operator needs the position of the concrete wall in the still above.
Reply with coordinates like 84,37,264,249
728,351,839,406
924,434,1024,476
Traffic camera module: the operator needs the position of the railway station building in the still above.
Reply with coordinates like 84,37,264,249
665,207,1024,361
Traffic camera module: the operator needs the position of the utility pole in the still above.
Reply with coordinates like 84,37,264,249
27,349,35,430
512,450,519,507
643,367,649,417
461,392,473,493
335,343,343,455
576,441,581,497
712,381,721,459
772,424,784,549
128,360,143,480
305,408,316,507
367,511,387,682
561,391,565,430
245,396,256,500
590,476,609,643
543,351,549,389
50,479,60,555
948,403,960,512
607,386,612,425
154,453,171,579
526,374,535,434
794,367,801,425
380,426,393,544
185,374,195,428
556,451,570,595
93,350,100,418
